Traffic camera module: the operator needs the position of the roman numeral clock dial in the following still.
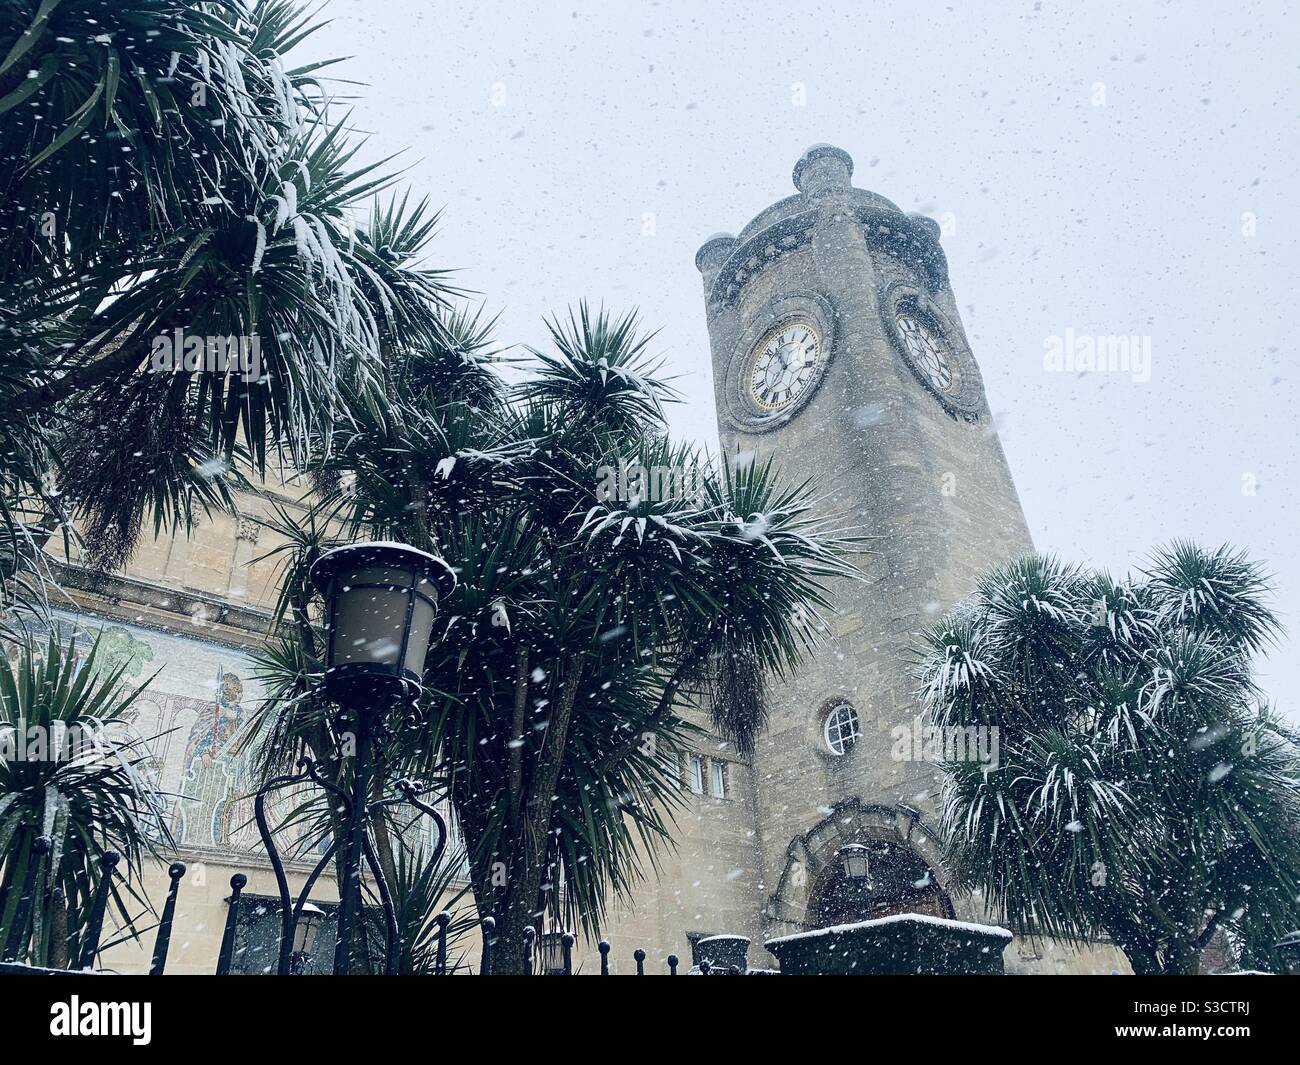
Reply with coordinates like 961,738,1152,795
895,309,954,393
747,320,823,412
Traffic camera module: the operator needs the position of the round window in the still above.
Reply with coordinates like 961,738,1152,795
822,702,860,756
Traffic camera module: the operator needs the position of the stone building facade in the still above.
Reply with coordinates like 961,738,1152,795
32,477,349,974
42,145,1126,974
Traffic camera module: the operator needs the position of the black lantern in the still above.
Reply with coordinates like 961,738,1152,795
309,541,457,705
539,931,573,975
839,843,870,880
290,902,325,974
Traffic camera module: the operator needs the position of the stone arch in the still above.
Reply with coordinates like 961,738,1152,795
764,799,955,937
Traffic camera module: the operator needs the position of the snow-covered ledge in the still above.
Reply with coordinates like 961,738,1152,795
765,913,1012,975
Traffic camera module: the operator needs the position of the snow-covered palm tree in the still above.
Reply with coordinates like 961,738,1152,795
0,0,451,588
250,302,860,973
0,632,170,968
915,545,1300,974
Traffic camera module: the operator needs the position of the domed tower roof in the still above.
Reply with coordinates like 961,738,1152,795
696,145,947,312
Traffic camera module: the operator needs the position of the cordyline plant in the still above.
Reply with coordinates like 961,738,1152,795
0,0,455,614
247,302,859,974
0,631,171,968
914,545,1300,975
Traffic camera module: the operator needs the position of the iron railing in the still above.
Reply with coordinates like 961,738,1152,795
35,848,692,975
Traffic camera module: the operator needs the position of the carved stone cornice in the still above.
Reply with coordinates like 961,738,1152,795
705,210,819,309
854,204,949,290
44,559,281,651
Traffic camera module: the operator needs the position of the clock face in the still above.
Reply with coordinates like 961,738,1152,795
747,320,823,412
895,309,955,394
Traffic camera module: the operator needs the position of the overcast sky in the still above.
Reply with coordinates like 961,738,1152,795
309,1,1298,714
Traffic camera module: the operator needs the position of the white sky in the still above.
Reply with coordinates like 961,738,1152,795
309,0,1298,716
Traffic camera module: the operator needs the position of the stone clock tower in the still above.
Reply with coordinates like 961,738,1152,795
694,145,1034,937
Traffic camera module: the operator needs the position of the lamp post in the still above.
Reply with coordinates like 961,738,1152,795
310,541,457,706
254,540,456,976
290,902,325,974
312,542,455,976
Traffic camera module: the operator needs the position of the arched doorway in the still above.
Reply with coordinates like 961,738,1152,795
806,839,954,926
765,800,956,935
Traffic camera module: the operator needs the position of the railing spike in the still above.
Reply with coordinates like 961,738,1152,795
149,862,187,976
480,915,496,976
215,873,247,975
434,911,451,975
77,851,119,971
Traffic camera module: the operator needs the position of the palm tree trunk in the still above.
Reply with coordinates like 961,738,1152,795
1123,946,1164,975
1101,906,1163,975
483,668,585,974
48,888,69,969
489,905,537,975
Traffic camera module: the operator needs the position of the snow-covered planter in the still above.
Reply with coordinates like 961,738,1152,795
693,934,751,973
765,913,1011,975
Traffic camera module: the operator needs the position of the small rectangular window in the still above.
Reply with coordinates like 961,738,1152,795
710,760,726,798
688,754,705,794
659,749,681,789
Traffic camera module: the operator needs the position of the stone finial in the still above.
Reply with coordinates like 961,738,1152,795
695,231,737,277
792,144,854,196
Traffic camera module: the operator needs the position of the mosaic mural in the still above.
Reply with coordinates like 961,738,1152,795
42,612,265,854
20,611,467,870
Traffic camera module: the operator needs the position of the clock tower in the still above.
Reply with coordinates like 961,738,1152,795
695,145,1034,936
